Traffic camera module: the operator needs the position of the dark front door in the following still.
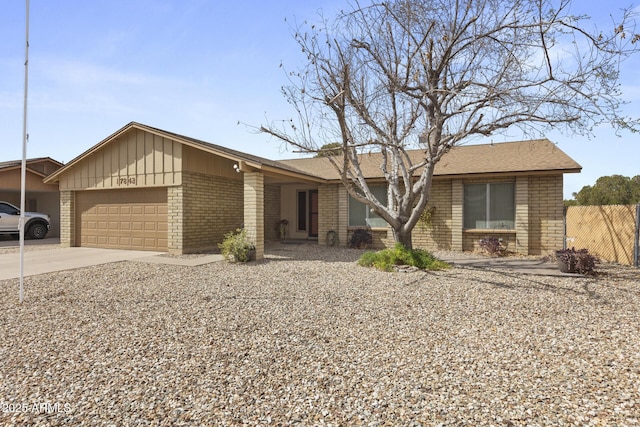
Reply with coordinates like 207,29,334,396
309,190,318,238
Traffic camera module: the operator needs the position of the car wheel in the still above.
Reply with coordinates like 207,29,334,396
28,223,48,239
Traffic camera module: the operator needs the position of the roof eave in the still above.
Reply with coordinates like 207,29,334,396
44,122,329,184
432,167,582,179
321,167,582,183
44,123,140,183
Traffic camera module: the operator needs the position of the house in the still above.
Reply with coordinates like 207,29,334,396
0,157,63,237
44,122,581,258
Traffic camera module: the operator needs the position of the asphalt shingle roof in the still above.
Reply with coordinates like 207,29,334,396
279,139,582,180
45,122,581,183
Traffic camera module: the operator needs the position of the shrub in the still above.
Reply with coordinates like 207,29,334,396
418,206,436,231
479,236,506,255
358,243,451,272
348,228,373,249
555,247,599,275
218,228,255,263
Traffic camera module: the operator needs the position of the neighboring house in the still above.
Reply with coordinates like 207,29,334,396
44,122,581,258
0,157,63,237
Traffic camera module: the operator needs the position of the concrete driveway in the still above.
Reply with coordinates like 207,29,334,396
0,247,166,281
0,238,225,281
0,236,61,248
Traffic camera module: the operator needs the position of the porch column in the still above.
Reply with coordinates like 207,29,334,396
338,185,349,247
318,184,338,246
515,176,529,255
59,190,75,247
451,179,463,251
167,185,184,255
244,172,264,260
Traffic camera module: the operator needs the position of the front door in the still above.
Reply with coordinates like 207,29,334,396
309,190,318,238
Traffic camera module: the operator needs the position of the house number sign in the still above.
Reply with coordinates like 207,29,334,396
118,177,137,185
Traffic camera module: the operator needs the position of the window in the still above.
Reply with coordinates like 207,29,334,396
349,185,388,228
464,182,515,229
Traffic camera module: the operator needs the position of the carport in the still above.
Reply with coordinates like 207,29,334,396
0,158,62,237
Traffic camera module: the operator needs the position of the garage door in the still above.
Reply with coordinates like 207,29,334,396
76,188,168,251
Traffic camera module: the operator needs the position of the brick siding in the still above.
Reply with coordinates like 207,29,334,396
463,231,516,253
346,227,387,249
167,185,183,254
243,172,264,260
515,176,529,255
206,172,562,258
181,171,243,253
59,190,75,247
528,175,564,255
412,180,453,251
264,184,281,242
318,184,339,245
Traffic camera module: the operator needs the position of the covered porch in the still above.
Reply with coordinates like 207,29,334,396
240,162,325,260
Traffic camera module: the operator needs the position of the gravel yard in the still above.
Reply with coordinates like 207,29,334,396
1,243,639,426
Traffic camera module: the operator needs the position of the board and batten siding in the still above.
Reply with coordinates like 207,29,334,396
181,145,241,179
57,129,182,191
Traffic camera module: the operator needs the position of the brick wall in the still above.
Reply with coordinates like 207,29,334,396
244,172,264,260
463,231,517,253
181,171,243,253
346,227,387,249
413,179,453,251
167,185,183,254
528,175,564,255
318,175,563,256
318,184,339,245
514,176,529,255
337,186,349,246
59,190,74,247
451,180,463,251
264,184,281,242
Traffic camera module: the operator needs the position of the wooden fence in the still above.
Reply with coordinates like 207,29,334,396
565,204,640,267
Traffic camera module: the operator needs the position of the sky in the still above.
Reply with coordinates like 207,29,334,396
1,1,639,200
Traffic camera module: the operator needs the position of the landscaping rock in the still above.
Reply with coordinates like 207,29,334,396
0,244,638,425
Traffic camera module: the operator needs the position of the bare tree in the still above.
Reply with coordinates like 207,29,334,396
261,0,639,248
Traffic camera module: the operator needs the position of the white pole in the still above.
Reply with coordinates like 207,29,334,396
19,0,30,303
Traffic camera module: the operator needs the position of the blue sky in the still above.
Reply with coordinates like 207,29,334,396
1,1,638,199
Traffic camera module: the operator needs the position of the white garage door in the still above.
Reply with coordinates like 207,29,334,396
76,188,168,251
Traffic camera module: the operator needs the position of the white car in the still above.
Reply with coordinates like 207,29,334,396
0,201,50,239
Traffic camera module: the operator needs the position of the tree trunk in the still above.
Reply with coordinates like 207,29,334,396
392,227,413,249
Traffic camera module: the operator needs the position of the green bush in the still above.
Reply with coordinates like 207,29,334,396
218,228,255,263
358,243,450,272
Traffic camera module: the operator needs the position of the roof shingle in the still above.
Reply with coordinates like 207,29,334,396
279,139,581,180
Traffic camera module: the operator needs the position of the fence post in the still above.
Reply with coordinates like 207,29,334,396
635,203,640,267
563,205,567,250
